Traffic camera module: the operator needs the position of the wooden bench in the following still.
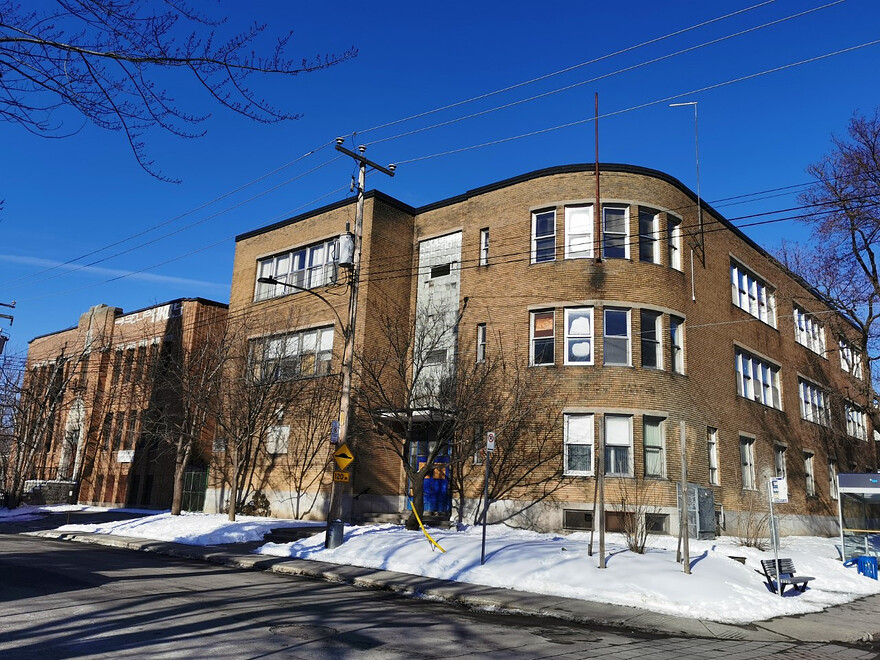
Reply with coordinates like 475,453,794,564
759,558,815,595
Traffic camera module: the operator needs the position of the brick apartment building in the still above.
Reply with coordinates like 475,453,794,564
223,163,878,536
22,298,227,509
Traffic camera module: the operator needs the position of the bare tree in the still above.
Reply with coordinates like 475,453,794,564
0,1,355,179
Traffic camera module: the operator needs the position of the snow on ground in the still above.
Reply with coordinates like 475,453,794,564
5,507,879,624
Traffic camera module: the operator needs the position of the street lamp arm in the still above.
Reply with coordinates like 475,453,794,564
257,276,348,336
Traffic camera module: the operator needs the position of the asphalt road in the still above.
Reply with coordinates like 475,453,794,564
0,514,878,659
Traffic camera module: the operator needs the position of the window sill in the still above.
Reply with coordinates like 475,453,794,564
564,472,595,478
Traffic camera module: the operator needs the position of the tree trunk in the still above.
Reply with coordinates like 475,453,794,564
170,442,192,516
228,448,238,522
406,473,425,530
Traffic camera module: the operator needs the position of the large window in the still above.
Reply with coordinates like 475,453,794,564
845,401,868,440
639,209,659,263
640,309,662,369
707,427,719,485
667,215,682,270
730,260,776,327
839,339,863,379
530,310,554,366
565,205,593,259
799,378,828,426
605,414,633,476
255,238,338,301
564,413,594,476
531,209,556,263
643,416,665,478
564,308,593,365
739,436,756,490
252,327,334,381
670,316,685,374
793,305,826,356
804,452,816,497
603,206,629,259
735,348,781,409
604,308,630,366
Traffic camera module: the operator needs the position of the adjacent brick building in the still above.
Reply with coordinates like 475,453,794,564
226,163,878,536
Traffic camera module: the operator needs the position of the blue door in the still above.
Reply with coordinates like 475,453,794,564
408,424,451,517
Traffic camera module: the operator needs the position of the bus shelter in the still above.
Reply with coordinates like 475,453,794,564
838,473,880,561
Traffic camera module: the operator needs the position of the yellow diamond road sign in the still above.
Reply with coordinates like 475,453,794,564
333,444,354,471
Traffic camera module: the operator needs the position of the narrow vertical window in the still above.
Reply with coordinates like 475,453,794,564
603,206,629,259
639,209,659,263
530,311,554,366
667,215,682,270
473,424,485,465
532,210,556,263
564,205,593,259
564,413,594,476
643,417,665,478
707,427,719,485
804,452,816,497
476,323,487,363
739,436,756,490
479,228,489,266
829,460,839,500
603,308,630,366
564,308,593,365
774,445,787,479
640,309,662,369
670,316,684,374
605,414,633,476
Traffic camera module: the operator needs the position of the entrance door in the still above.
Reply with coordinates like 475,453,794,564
408,424,451,517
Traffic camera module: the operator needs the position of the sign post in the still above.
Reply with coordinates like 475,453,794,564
481,432,496,566
768,477,788,596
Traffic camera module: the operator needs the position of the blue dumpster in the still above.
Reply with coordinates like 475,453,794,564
857,556,878,580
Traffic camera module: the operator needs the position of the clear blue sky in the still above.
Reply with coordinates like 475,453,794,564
2,0,879,356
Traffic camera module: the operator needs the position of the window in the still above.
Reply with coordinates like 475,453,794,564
531,209,556,263
212,436,227,453
479,228,489,266
564,413,594,476
643,416,665,478
425,349,447,365
845,401,868,440
798,378,828,426
530,311,555,366
565,205,593,259
804,452,816,497
255,238,338,301
739,436,756,490
707,427,719,485
640,310,662,369
730,260,776,327
101,413,113,451
605,414,633,476
253,327,334,381
839,339,863,379
639,209,659,263
266,424,290,455
603,206,629,259
430,263,452,278
476,323,487,363
667,215,682,270
564,308,593,365
793,305,826,356
122,347,134,383
473,424,484,465
112,412,124,452
829,460,839,500
774,445,787,479
735,348,781,409
670,316,684,374
604,308,630,366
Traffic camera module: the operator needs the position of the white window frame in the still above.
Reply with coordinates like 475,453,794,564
730,259,777,328
667,214,682,270
707,427,719,485
793,305,826,356
638,208,660,264
643,416,666,478
564,413,594,476
564,307,594,365
476,323,487,363
605,414,633,476
640,309,662,370
602,206,630,259
670,316,685,374
735,348,782,410
255,326,334,381
845,401,868,440
798,378,829,426
564,205,593,259
739,435,756,490
255,238,338,301
774,444,787,479
479,228,490,266
531,209,556,263
829,460,839,500
603,308,631,366
804,452,816,497
839,339,863,379
530,310,555,366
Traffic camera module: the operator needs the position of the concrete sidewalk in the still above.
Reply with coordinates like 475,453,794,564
28,528,880,646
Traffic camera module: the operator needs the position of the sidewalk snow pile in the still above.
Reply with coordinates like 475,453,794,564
0,503,124,523
53,510,321,546
258,523,880,624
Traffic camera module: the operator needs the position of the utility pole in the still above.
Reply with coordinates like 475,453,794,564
0,301,14,356
325,140,395,549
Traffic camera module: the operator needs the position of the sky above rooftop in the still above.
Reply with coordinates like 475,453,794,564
2,0,879,356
